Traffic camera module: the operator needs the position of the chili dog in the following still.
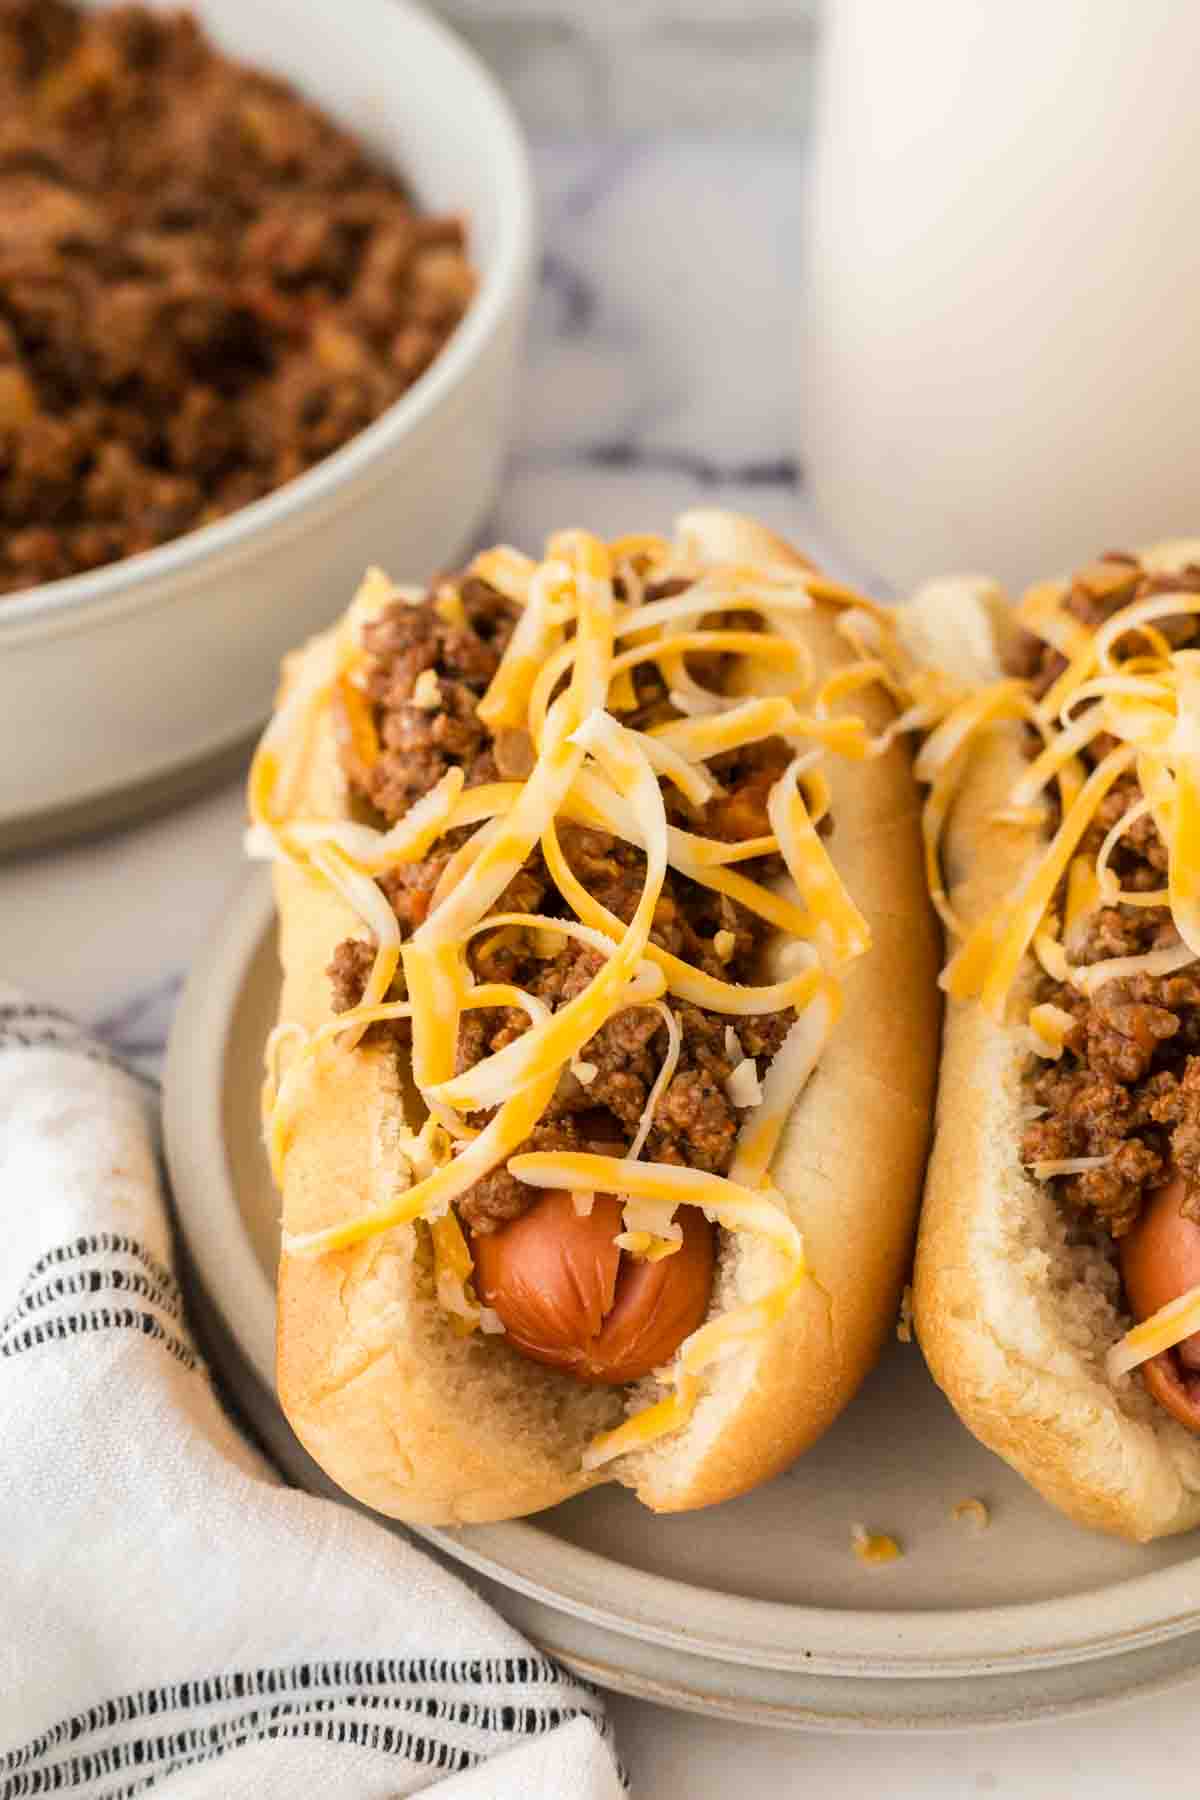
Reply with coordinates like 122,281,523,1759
891,543,1200,1539
251,510,939,1525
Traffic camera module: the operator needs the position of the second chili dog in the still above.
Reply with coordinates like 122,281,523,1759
892,542,1200,1539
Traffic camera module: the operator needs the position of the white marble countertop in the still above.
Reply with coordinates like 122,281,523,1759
4,138,1197,1797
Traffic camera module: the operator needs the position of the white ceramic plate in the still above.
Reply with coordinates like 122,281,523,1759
165,873,1200,1727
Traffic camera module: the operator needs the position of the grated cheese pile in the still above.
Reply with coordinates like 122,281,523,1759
249,528,901,1470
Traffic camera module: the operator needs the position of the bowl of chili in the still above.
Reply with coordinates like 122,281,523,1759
0,0,534,848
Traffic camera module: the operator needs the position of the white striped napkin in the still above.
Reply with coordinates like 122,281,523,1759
0,992,623,1799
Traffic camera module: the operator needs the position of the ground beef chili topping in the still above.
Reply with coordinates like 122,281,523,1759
1010,553,1200,1238
327,573,802,1236
0,0,474,594
1010,553,1200,701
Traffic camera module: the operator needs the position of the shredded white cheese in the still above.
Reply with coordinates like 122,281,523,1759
726,1057,764,1108
1026,1153,1114,1181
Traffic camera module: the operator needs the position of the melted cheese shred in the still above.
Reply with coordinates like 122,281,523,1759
1108,1282,1200,1381
255,526,905,1473
768,755,870,965
476,555,571,730
951,745,1136,1020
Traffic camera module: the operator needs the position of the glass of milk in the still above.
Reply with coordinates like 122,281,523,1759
801,0,1200,593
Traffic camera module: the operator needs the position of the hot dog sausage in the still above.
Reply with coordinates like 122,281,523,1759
472,1189,715,1385
1120,1170,1200,1431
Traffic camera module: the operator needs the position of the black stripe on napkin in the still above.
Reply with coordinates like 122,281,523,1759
6,1268,183,1329
1,1657,616,1798
1,1235,192,1370
6,1233,182,1325
0,1308,198,1372
2,1656,589,1769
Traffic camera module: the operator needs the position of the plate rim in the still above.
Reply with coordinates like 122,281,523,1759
172,1252,1200,1732
165,871,1200,1682
508,1608,1200,1733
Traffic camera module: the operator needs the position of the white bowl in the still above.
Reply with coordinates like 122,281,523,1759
0,0,534,847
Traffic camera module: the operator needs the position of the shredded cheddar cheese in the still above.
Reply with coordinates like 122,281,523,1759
1108,1282,1200,1380
251,525,912,1473
1064,855,1100,940
1023,1002,1077,1060
768,754,870,965
889,565,1200,1032
972,747,1136,1020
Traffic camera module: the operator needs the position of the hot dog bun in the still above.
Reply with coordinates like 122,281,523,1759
900,548,1200,1541
271,510,939,1524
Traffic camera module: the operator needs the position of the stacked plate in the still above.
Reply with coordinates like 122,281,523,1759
165,874,1200,1731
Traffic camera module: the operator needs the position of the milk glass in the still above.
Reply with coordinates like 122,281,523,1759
802,0,1200,592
